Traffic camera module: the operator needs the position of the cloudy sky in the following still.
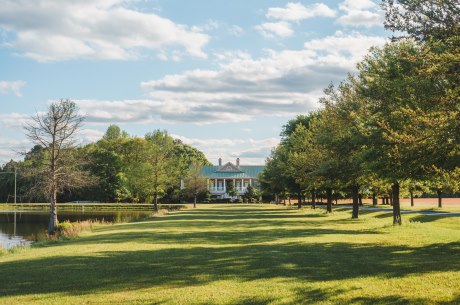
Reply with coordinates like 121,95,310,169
0,0,389,165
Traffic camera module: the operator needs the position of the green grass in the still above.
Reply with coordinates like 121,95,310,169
0,204,459,305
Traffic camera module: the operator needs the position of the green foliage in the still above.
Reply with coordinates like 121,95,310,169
243,185,260,203
57,220,93,238
6,124,210,204
184,161,208,206
382,0,459,42
226,180,238,198
280,114,318,141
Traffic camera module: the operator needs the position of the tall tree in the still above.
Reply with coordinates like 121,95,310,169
356,41,438,224
314,81,369,218
184,161,208,208
144,130,177,211
260,148,289,204
24,99,91,234
287,122,319,209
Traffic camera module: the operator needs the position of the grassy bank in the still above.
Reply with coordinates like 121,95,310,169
0,204,459,304
0,203,186,211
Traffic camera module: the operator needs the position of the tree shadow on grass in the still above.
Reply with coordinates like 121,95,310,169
1,241,459,300
65,227,369,246
1,206,459,304
63,207,376,246
342,294,460,305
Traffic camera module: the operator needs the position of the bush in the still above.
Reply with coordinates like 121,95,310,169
57,220,93,239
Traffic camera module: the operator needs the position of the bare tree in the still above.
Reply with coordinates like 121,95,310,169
184,161,208,208
24,99,90,234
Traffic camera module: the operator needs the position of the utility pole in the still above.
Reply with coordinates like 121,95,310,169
14,166,17,204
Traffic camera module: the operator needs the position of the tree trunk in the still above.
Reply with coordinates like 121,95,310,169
389,194,393,206
384,196,388,205
311,189,316,209
193,195,197,208
297,192,302,209
372,193,377,206
437,189,442,208
410,190,414,207
153,193,158,211
381,197,384,205
49,137,58,235
326,188,333,213
358,194,363,206
392,182,402,225
48,189,58,235
351,185,359,219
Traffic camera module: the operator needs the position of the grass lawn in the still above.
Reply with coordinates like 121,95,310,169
0,204,459,305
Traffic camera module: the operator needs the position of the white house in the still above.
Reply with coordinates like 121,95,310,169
201,158,264,199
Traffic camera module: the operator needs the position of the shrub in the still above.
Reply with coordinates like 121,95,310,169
57,220,93,239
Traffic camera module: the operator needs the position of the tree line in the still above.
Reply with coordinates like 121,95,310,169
0,119,210,207
260,0,459,224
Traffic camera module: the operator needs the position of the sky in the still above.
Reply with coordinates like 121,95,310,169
0,0,390,165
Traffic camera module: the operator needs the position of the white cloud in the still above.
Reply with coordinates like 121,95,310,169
337,0,384,27
0,138,28,163
64,32,386,126
266,2,336,21
213,50,252,62
255,22,294,38
304,31,386,61
19,32,385,128
80,128,105,144
0,81,26,97
340,0,377,10
228,25,244,36
171,134,279,165
0,112,31,128
191,19,220,32
171,134,245,147
0,0,209,62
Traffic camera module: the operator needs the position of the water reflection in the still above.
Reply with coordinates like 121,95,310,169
0,210,151,249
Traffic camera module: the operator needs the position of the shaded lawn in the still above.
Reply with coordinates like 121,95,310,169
0,205,459,305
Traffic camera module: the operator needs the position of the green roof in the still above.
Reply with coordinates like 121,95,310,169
200,165,265,179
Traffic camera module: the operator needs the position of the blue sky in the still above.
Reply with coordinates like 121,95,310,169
0,0,389,165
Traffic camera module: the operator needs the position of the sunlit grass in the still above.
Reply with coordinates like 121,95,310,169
0,204,459,304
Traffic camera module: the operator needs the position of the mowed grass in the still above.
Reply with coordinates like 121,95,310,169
0,204,459,305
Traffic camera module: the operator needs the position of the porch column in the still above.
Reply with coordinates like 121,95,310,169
241,179,244,191
223,179,226,192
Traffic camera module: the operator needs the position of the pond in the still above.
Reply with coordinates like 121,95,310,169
0,209,152,249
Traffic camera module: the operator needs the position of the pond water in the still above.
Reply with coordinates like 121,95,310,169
0,210,152,249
